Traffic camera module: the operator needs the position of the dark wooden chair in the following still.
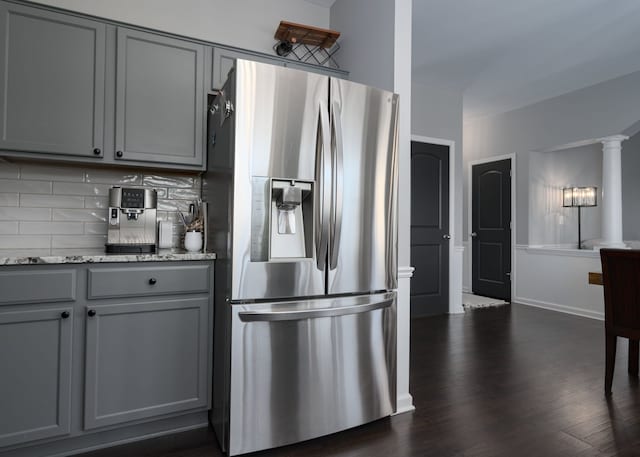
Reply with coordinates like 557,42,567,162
600,248,640,395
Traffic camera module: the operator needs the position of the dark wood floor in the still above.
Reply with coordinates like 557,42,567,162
78,304,640,457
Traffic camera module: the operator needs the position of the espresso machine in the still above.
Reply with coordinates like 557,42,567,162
105,187,158,253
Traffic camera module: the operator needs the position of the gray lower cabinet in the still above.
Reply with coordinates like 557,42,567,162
0,2,106,158
84,297,210,429
0,307,73,448
0,261,213,455
115,28,205,167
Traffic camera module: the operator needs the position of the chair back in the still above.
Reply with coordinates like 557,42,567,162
600,248,640,339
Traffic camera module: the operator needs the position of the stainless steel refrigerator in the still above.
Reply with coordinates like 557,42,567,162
204,59,399,456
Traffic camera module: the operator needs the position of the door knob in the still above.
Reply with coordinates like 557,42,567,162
61,311,70,319
443,234,451,240
87,309,96,317
470,232,477,237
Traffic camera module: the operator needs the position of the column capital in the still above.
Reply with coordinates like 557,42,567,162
598,134,629,145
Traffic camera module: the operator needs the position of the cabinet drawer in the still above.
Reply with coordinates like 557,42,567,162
88,264,211,299
0,269,76,305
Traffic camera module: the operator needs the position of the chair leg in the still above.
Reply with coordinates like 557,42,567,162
629,339,639,376
605,333,617,395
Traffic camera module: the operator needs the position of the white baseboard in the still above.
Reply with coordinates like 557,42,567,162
393,393,415,415
515,296,604,321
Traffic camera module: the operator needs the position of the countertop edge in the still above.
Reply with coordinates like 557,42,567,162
0,251,217,266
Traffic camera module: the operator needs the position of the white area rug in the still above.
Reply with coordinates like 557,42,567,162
462,293,509,311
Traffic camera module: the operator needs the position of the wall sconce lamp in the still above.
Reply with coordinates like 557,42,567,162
562,187,597,249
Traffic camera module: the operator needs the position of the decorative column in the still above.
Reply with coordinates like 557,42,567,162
599,135,628,248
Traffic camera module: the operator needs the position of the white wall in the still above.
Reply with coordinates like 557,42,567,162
623,131,640,240
528,145,602,247
29,0,330,54
330,0,394,91
412,81,463,242
464,69,640,246
515,246,604,320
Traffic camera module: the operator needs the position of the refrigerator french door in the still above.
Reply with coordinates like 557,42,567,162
205,60,399,456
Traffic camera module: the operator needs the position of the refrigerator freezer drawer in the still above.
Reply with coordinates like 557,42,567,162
228,292,397,456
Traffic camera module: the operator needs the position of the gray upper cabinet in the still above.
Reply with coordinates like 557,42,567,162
115,28,205,167
84,297,210,429
0,307,73,448
0,3,106,158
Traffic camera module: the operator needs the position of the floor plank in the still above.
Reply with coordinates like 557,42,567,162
78,304,640,457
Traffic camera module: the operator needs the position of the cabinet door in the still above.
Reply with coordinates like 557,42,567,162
212,46,284,91
0,3,105,158
115,28,204,167
0,308,73,448
84,297,209,429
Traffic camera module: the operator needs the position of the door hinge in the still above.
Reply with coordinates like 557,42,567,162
509,221,512,230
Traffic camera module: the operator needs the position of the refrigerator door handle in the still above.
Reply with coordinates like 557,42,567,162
330,101,344,270
238,298,393,322
316,102,331,270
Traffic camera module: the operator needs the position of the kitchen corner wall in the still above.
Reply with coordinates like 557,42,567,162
0,158,201,256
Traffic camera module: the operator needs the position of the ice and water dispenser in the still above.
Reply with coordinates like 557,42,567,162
250,178,313,261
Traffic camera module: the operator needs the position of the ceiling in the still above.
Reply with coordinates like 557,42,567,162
411,0,640,119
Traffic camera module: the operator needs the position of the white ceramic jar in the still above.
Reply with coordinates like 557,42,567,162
184,230,203,252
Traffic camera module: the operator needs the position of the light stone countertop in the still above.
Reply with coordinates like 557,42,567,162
0,249,216,266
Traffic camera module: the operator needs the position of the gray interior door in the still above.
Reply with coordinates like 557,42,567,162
410,142,449,317
115,28,204,166
327,78,399,296
0,3,105,157
472,159,511,300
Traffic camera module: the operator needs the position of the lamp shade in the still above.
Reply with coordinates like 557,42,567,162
562,187,597,207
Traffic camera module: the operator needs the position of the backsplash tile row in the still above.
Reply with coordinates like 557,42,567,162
0,158,202,256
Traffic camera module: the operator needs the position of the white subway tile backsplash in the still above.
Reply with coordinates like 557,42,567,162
158,199,192,212
0,207,51,221
52,208,108,222
0,248,52,257
20,194,84,208
0,193,18,206
0,159,201,253
20,221,84,235
167,187,200,200
21,164,84,182
84,222,108,235
0,235,51,249
143,174,194,188
53,182,111,196
50,248,104,256
52,234,106,249
0,222,18,234
0,179,52,194
85,169,142,185
84,196,109,209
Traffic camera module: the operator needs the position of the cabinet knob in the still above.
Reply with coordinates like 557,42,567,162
93,148,101,155
116,150,123,158
87,309,96,317
149,277,157,285
61,311,70,319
